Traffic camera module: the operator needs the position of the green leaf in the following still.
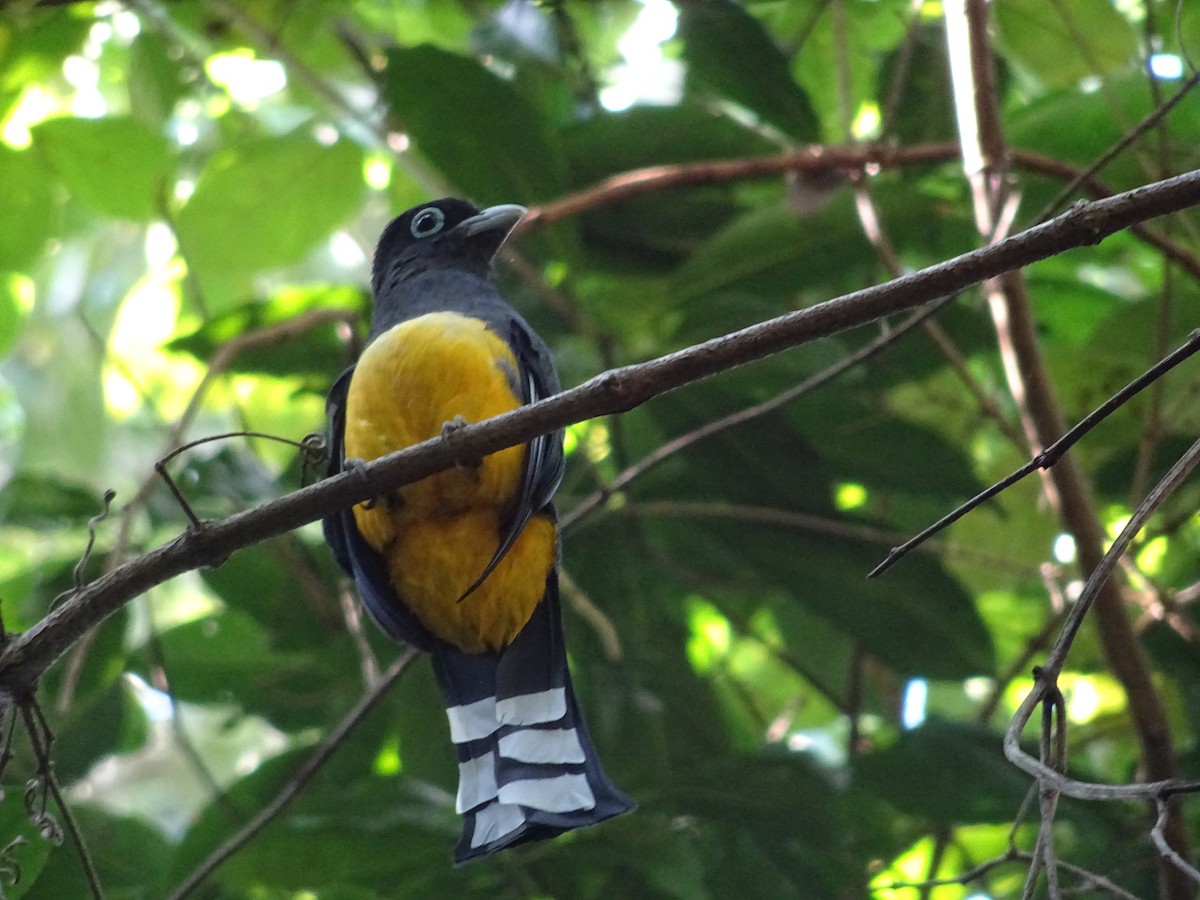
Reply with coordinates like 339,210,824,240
677,0,818,141
0,272,30,360
0,471,109,528
670,180,974,304
171,749,461,894
31,116,173,221
640,506,993,680
176,131,365,278
168,285,364,379
147,603,364,732
790,0,909,143
855,719,1030,823
562,104,778,186
670,202,863,302
36,607,131,714
797,402,986,499
199,543,341,652
382,44,569,204
127,30,189,124
1007,75,1200,193
994,0,1138,91
0,147,56,270
876,25,957,144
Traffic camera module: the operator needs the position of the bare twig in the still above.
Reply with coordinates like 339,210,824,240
521,144,1200,286
21,702,103,899
1003,435,1200,799
165,648,419,900
336,583,382,688
155,431,328,530
870,328,1200,576
1035,67,1200,223
947,3,1194,893
558,568,621,662
562,294,957,532
1154,796,1200,886
875,847,1143,899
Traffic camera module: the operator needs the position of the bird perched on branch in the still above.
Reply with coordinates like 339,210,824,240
322,199,633,863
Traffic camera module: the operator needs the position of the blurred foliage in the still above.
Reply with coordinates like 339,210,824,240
0,1,1198,898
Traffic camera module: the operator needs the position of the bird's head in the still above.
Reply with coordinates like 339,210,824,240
371,199,527,297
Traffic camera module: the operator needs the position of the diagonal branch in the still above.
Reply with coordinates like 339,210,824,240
1,168,1200,696
165,648,419,900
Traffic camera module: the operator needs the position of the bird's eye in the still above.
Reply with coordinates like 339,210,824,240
410,207,445,239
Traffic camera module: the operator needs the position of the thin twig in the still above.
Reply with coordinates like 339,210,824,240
1034,67,1200,223
522,144,1200,286
871,328,1200,576
1004,434,1200,798
1154,796,1200,886
165,648,419,900
20,702,103,899
562,295,958,532
558,567,621,662
876,847,1142,898
155,431,327,529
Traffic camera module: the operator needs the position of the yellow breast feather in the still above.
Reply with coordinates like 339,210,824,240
343,311,556,652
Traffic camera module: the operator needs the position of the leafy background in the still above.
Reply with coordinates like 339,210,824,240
1,0,1199,897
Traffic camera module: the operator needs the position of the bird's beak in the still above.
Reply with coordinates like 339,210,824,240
454,204,528,240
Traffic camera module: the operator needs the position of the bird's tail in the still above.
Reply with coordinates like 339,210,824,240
431,571,634,863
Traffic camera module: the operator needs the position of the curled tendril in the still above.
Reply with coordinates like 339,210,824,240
34,813,63,846
299,431,329,469
75,489,117,591
20,779,63,845
22,779,41,817
48,488,117,610
0,836,27,887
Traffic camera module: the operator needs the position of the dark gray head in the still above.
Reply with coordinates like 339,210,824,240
371,199,527,298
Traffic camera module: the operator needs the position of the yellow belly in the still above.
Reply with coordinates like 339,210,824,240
343,311,555,653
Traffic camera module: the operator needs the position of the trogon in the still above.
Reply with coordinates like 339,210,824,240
322,199,633,863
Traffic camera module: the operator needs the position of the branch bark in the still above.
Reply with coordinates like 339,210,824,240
946,0,1194,895
2,167,1200,699
521,142,1200,285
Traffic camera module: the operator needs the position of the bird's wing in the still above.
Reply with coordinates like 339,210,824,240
455,316,565,604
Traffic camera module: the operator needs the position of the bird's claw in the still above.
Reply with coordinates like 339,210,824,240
442,416,482,471
344,457,402,510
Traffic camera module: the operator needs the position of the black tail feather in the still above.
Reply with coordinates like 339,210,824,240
432,572,634,863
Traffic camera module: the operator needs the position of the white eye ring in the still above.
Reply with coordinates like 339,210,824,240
410,207,445,238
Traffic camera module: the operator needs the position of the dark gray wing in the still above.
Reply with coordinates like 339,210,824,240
455,315,565,604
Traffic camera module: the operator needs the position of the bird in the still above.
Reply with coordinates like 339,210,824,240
322,198,633,864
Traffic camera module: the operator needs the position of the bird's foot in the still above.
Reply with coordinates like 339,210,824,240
344,457,403,510
442,415,482,472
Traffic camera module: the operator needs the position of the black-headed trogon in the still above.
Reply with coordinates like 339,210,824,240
322,199,633,863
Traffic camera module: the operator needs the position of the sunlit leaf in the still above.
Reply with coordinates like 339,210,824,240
32,116,174,221
176,131,365,278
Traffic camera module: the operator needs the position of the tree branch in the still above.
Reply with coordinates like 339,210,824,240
2,168,1200,696
947,2,1194,894
521,143,1200,286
